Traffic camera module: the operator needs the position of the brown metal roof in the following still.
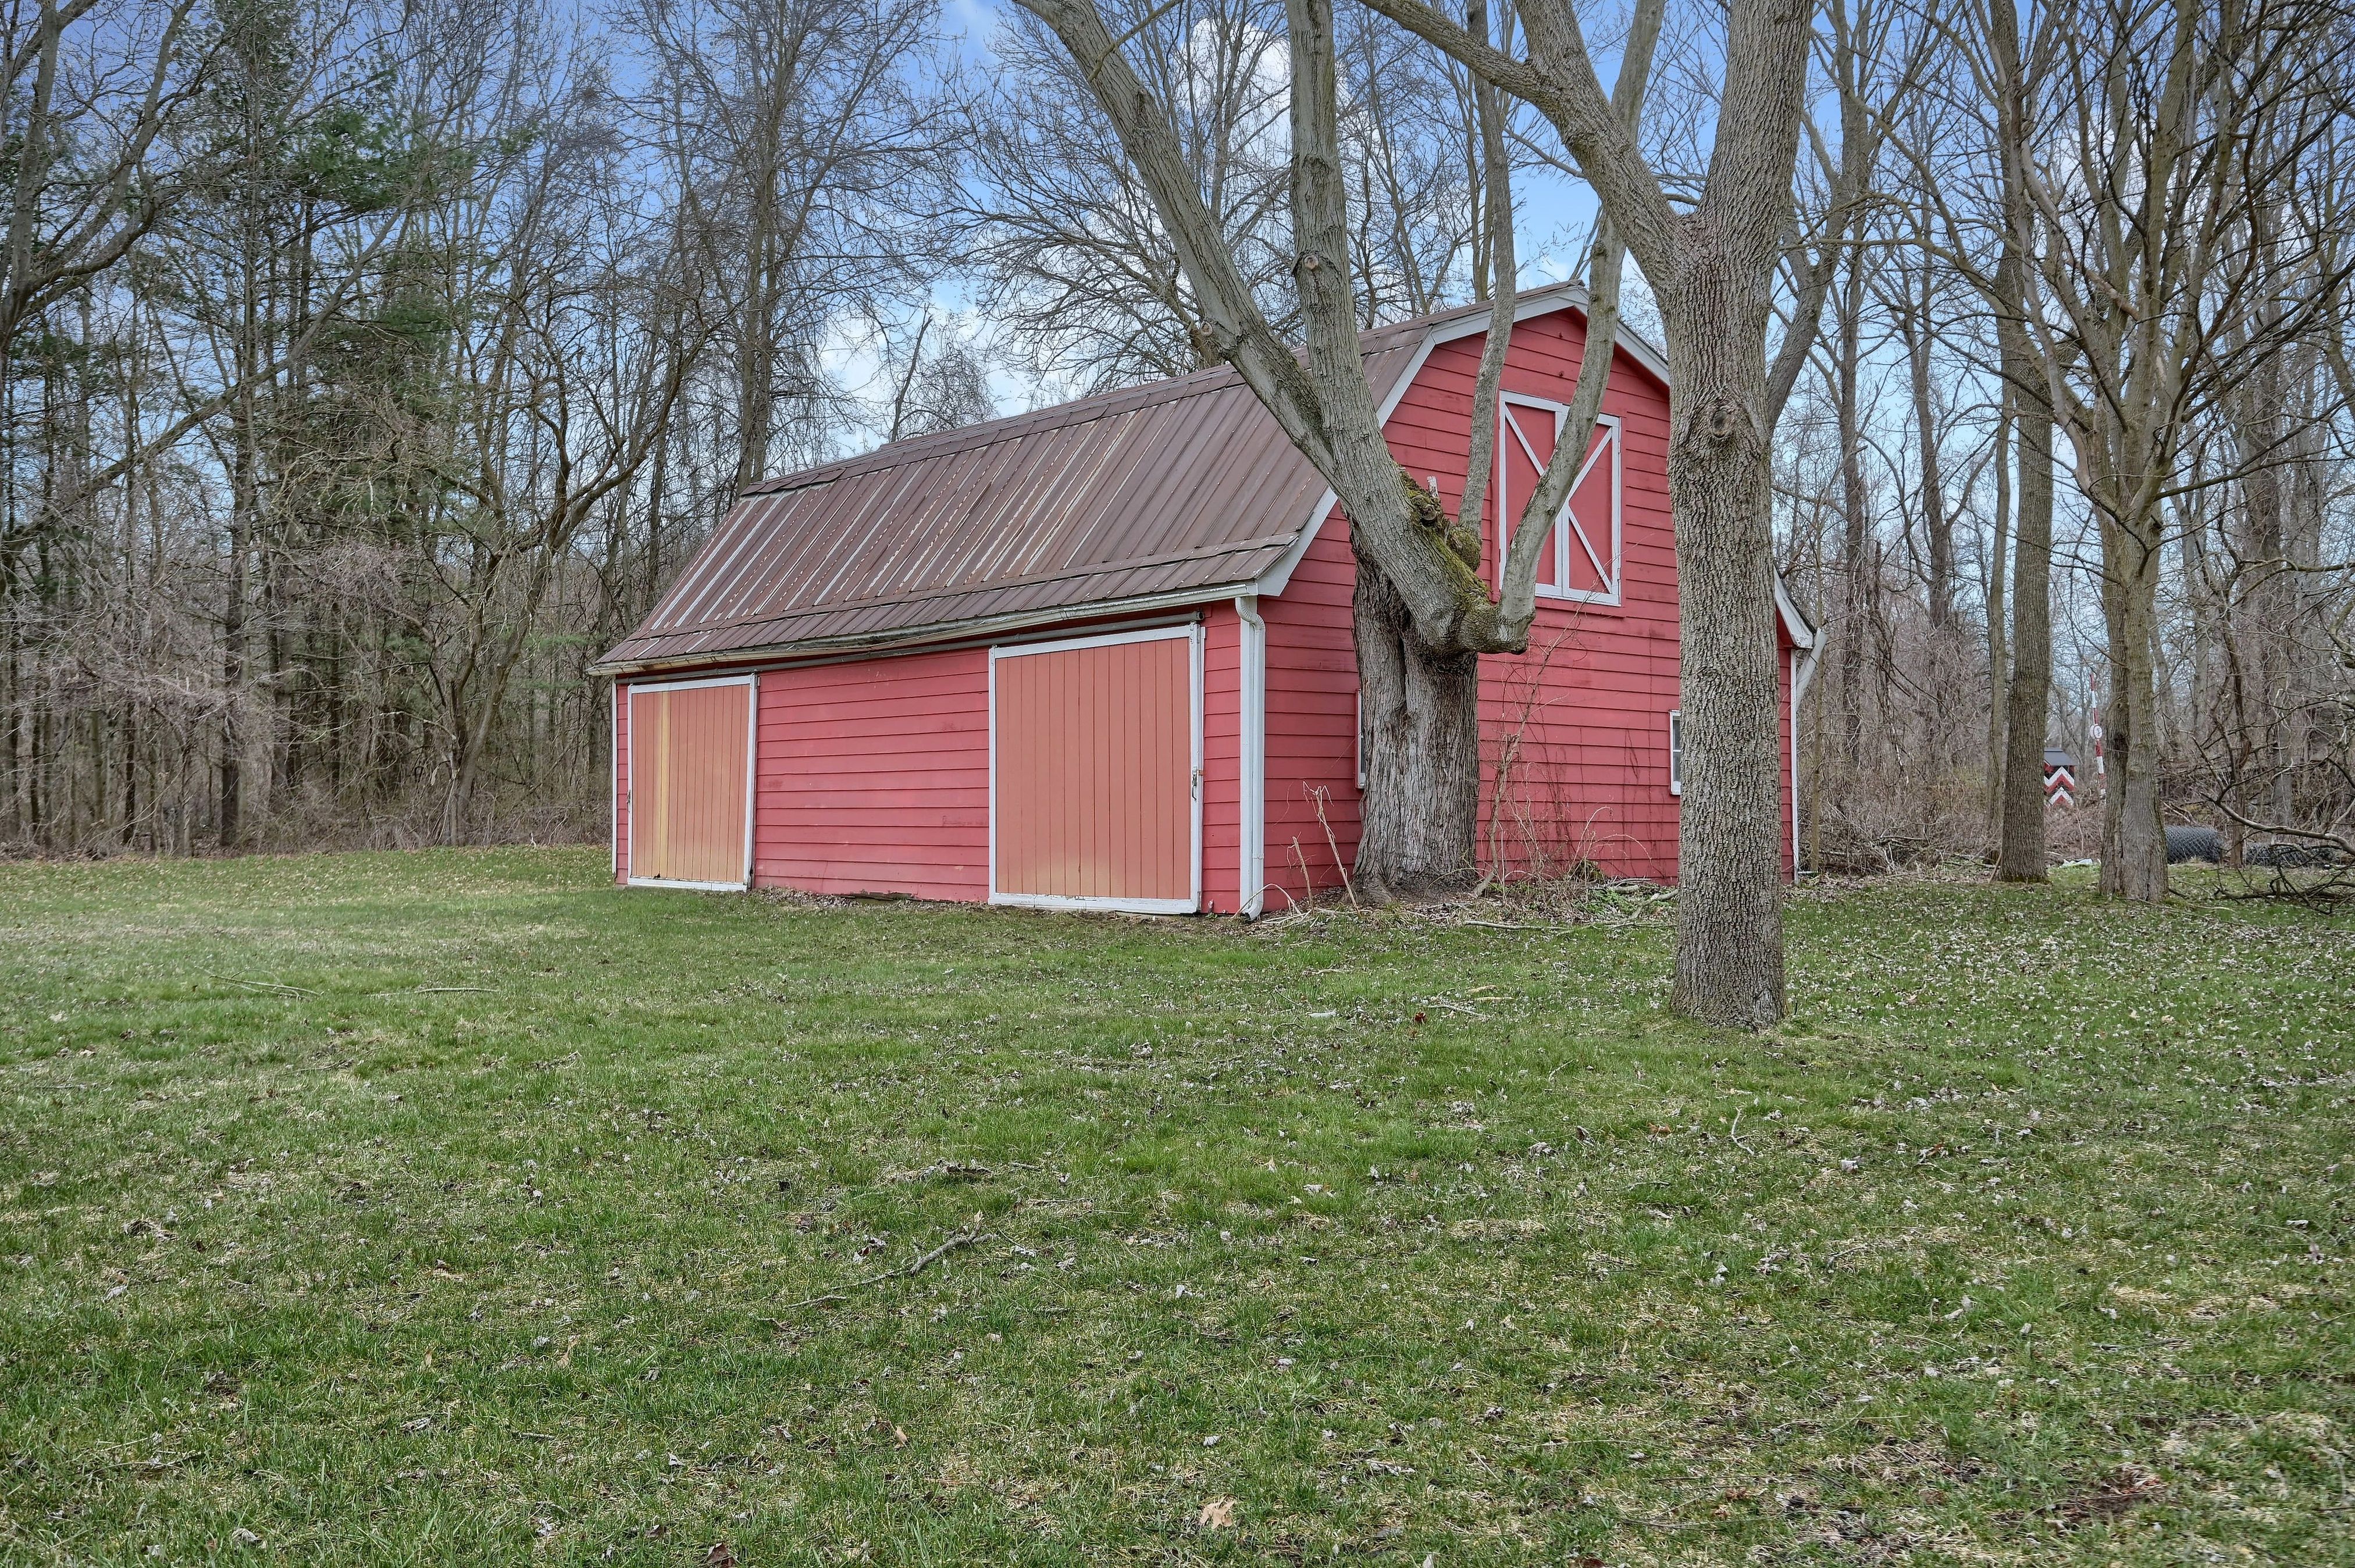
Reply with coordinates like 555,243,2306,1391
593,284,1613,674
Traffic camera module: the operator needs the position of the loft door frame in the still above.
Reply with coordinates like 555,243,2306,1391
625,672,758,892
987,622,1205,915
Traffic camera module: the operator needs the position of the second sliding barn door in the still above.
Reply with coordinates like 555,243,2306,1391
990,627,1200,913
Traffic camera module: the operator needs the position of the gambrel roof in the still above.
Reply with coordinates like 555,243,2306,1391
592,284,1661,675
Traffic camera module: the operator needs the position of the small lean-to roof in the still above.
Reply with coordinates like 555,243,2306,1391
593,283,1648,674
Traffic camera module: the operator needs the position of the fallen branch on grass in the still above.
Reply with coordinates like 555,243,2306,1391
206,972,317,996
778,1228,996,1312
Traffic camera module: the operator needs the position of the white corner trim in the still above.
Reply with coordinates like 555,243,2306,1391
610,682,621,881
744,671,760,888
1191,621,1206,913
1788,647,1802,876
1234,596,1267,919
1790,629,1822,875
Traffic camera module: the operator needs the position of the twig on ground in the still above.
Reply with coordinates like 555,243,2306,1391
779,1228,996,1312
206,972,317,996
1426,998,1486,1017
1729,1109,1758,1156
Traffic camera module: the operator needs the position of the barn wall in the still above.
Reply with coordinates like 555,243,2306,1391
615,611,1235,907
750,646,993,900
1260,307,1801,893
1259,528,1363,911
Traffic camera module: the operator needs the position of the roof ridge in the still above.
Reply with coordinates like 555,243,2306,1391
740,282,1595,498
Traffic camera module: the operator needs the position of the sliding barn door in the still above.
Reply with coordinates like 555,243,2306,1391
991,628,1200,913
628,678,754,888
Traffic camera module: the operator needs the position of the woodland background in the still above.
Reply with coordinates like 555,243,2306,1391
5,0,2351,869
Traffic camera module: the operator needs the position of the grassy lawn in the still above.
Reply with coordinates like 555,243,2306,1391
1,849,2349,1565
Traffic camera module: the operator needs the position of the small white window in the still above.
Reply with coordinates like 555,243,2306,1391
1668,709,1683,796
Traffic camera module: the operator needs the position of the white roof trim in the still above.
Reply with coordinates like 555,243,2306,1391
1774,574,1818,649
1253,285,1669,598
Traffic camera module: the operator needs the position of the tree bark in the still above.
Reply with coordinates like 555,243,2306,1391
1987,0,2051,883
1984,393,2010,853
1661,244,1787,1028
1996,372,2054,881
2097,507,2169,899
1834,255,1868,768
1354,539,1482,899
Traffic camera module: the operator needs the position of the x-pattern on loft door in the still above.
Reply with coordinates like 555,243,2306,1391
1496,395,1622,604
628,676,753,889
991,626,1202,914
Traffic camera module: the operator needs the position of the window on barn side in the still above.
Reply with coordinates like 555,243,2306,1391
1668,709,1683,796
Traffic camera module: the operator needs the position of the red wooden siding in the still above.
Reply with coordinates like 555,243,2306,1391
613,301,1807,910
1259,307,1791,899
1257,509,1364,911
627,682,751,885
992,632,1195,904
751,646,991,900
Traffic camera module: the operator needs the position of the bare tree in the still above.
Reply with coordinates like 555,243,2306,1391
628,0,960,492
2015,0,2353,898
1334,0,1819,1023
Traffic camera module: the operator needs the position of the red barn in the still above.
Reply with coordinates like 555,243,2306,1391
591,282,1819,915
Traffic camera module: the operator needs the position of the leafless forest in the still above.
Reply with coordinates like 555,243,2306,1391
6,0,2352,881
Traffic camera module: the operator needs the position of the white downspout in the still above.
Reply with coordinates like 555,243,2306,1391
1235,595,1267,918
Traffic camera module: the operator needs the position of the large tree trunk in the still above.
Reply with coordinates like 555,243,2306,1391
1984,395,2010,853
1996,375,2054,881
1352,540,1481,902
1834,258,1869,768
1987,0,2050,883
1661,251,1786,1029
2098,508,2168,899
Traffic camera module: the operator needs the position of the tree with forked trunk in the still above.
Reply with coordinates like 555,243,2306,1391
1028,0,1817,1024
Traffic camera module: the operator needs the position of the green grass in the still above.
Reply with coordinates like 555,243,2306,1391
1,849,2349,1565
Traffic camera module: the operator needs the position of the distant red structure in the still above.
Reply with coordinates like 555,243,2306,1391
592,283,1820,914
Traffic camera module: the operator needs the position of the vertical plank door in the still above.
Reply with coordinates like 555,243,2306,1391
628,680,752,886
992,632,1197,910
